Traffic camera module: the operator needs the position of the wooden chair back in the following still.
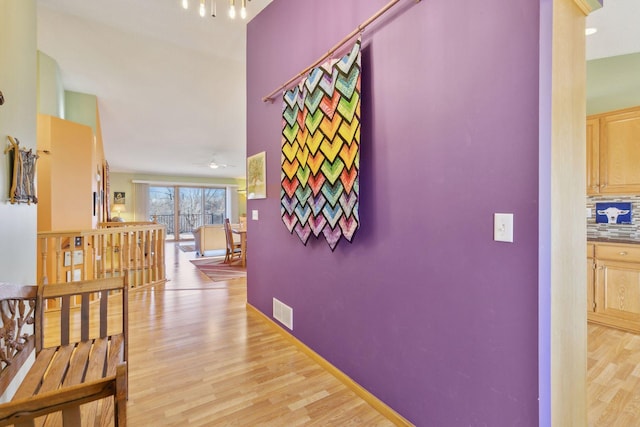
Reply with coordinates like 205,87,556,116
224,219,242,263
224,219,233,251
0,284,38,393
0,277,129,427
35,276,128,361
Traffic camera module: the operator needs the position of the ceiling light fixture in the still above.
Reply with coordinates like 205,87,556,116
208,157,231,169
180,0,247,19
585,27,598,36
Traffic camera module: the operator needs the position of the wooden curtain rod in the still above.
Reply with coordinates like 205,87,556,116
262,0,421,103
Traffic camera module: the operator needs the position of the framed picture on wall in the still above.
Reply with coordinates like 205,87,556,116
114,191,126,204
247,152,266,199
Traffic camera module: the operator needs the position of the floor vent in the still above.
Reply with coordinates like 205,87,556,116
273,298,293,330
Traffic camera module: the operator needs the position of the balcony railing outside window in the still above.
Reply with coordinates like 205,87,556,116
149,186,226,241
152,213,224,236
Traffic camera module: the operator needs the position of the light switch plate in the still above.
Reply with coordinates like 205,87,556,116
252,209,259,220
494,213,514,243
586,207,592,218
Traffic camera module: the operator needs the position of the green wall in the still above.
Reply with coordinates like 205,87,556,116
37,51,65,118
65,91,98,134
587,52,640,115
37,52,98,133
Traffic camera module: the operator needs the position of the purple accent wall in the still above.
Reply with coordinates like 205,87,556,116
538,0,552,425
247,0,541,424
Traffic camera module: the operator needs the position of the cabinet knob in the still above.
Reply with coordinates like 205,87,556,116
619,251,628,256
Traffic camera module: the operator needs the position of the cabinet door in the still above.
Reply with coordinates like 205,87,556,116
586,117,599,195
595,260,640,321
587,258,595,313
599,109,640,194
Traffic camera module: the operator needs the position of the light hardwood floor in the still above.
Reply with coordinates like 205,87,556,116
588,323,640,426
125,244,395,426
38,243,638,426
36,242,639,425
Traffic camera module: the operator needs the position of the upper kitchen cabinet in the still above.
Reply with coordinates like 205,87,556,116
589,106,640,195
587,117,600,195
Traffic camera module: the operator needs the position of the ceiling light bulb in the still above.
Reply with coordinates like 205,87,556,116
199,0,206,17
209,162,219,169
182,0,189,9
229,0,236,18
585,27,598,36
240,0,247,19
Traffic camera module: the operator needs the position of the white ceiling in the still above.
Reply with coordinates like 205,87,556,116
35,0,632,180
586,0,640,60
36,0,272,180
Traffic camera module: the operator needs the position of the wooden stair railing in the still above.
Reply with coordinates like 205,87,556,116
37,223,166,294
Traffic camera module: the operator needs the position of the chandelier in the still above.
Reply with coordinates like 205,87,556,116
181,0,250,19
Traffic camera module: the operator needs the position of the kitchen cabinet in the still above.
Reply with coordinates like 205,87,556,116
587,106,640,195
588,242,640,333
587,243,595,313
586,118,599,195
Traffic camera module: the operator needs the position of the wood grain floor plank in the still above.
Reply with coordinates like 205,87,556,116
588,323,640,427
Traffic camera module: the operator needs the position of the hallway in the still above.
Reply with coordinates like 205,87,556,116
126,244,394,425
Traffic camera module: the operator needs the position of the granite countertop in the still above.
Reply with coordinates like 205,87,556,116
588,237,640,245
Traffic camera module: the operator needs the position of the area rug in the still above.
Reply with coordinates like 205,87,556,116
179,244,196,252
190,257,246,282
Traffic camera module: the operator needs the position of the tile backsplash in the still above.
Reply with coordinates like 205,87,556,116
587,195,640,240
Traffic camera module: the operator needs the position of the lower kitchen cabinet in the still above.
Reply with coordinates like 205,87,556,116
588,242,640,333
587,243,595,314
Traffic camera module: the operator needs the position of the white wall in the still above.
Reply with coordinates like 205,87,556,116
0,0,38,284
0,0,37,401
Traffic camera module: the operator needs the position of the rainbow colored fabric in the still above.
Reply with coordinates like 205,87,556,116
281,39,361,251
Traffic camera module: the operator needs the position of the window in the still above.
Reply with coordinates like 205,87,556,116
149,186,227,240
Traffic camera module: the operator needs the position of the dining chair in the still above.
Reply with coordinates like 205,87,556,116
224,218,243,264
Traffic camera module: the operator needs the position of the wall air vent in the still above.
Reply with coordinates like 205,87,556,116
273,298,293,330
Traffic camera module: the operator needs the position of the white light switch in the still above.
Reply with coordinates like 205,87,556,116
494,213,514,243
586,207,592,218
252,209,259,220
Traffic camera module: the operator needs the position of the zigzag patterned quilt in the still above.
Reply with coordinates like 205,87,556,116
281,39,361,251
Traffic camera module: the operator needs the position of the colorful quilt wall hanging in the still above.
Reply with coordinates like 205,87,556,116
281,39,361,251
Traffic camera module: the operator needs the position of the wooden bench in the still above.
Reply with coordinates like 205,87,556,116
0,277,128,426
